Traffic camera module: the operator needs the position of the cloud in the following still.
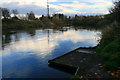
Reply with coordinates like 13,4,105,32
0,1,61,15
59,1,113,14
0,0,113,16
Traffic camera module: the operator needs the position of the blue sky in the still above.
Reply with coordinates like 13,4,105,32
0,0,113,16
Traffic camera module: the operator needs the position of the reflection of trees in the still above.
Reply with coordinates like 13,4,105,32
4,34,11,44
14,34,19,42
2,30,36,48
2,34,11,48
74,27,78,31
26,30,36,36
52,27,70,33
2,33,20,48
59,27,68,33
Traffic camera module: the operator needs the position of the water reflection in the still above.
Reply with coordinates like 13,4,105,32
2,27,101,78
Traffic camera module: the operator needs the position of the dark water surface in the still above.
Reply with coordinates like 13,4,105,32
2,27,101,78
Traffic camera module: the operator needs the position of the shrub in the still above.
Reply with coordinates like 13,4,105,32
70,75,81,80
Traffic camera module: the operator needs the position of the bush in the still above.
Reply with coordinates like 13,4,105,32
96,37,120,71
105,61,119,71
2,19,45,30
100,22,120,47
96,21,120,71
52,17,64,27
70,75,81,80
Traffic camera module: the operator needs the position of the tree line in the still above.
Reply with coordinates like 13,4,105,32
2,8,105,28
2,8,36,20
2,0,119,30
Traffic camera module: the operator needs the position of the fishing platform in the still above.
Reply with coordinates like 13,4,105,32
48,47,112,78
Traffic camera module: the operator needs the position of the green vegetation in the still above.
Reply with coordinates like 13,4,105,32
97,40,120,71
70,75,81,80
96,0,120,74
3,19,44,30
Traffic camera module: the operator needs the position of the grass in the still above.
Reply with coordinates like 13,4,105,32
96,22,120,71
96,41,120,71
70,75,81,80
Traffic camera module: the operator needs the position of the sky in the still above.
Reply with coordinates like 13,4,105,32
0,0,114,16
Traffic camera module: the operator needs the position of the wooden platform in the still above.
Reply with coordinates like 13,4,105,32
48,48,112,78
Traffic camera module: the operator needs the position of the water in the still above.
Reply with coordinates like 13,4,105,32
2,27,101,78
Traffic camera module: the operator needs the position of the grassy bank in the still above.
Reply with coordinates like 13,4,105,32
95,0,120,78
96,22,120,78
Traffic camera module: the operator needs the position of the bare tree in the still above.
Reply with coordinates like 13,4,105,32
28,11,35,20
12,9,18,17
2,8,10,19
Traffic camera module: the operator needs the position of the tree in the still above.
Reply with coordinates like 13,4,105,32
27,11,35,20
52,17,64,27
52,13,66,20
40,15,44,20
2,8,10,19
41,16,52,27
12,9,18,17
109,0,120,21
110,0,120,13
75,14,79,19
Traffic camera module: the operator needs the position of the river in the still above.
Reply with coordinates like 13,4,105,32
2,27,101,78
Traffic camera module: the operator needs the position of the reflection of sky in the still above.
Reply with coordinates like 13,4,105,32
2,29,100,57
2,28,101,78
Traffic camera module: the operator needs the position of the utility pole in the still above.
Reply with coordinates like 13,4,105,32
47,0,49,17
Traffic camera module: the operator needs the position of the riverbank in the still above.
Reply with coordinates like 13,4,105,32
2,18,65,31
48,47,116,79
96,22,120,79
